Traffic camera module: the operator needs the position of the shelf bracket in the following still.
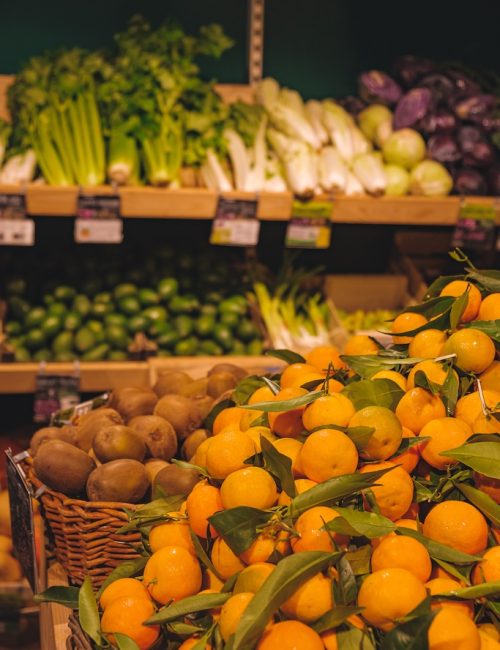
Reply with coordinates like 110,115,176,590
248,0,265,86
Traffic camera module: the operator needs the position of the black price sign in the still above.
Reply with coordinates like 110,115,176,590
75,193,123,243
210,197,260,246
0,193,26,220
451,202,497,251
6,450,38,593
34,374,80,424
0,193,34,246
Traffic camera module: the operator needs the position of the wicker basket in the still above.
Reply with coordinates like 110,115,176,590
25,459,142,589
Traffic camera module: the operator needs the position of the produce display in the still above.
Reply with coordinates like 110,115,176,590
337,308,396,334
33,255,500,649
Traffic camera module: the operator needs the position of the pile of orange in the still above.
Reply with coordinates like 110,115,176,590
93,278,499,650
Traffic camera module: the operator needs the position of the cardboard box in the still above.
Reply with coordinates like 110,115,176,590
324,274,412,312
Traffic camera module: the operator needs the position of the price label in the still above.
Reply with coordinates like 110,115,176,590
285,200,332,249
0,193,34,246
210,197,260,246
6,450,38,593
34,374,80,424
75,193,123,243
451,202,497,251
0,193,26,220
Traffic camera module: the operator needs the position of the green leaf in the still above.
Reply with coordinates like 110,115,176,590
97,557,148,597
336,626,376,650
266,348,305,364
413,370,441,395
233,375,267,405
441,365,459,416
171,458,210,479
397,527,480,565
325,507,396,539
443,442,500,479
335,553,358,605
208,507,275,555
166,621,206,636
432,558,471,584
425,276,464,298
289,466,394,517
345,426,375,452
390,436,427,460
231,550,340,650
339,354,421,379
119,496,186,533
260,437,296,497
34,586,79,609
114,633,141,650
311,605,364,633
204,398,236,430
456,483,500,527
450,292,470,330
342,379,404,411
463,319,500,344
435,581,500,600
78,576,101,646
381,610,436,650
344,545,372,576
240,390,323,412
146,592,230,625
262,376,281,395
467,269,500,293
190,531,225,583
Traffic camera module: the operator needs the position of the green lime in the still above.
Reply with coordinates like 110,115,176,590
214,323,233,352
247,339,264,355
230,339,246,355
41,315,63,338
43,294,55,306
128,315,150,334
200,304,217,317
73,294,92,317
199,340,224,356
8,297,30,321
54,351,78,362
105,313,128,328
169,296,191,315
195,315,216,338
48,302,67,317
53,285,76,303
206,291,223,304
52,331,74,354
107,350,128,361
118,295,141,315
94,291,113,304
219,296,247,316
157,329,180,349
86,320,105,342
138,288,160,306
174,315,194,338
64,311,82,331
174,337,199,356
6,278,26,296
5,321,22,336
220,312,239,329
25,328,46,350
33,348,52,362
114,283,137,301
91,302,113,319
105,325,130,349
82,343,110,361
157,278,178,301
8,336,24,348
237,319,259,342
148,321,172,338
142,306,167,323
14,347,30,362
75,328,96,353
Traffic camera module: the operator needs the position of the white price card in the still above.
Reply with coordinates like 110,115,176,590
74,218,123,244
210,197,260,246
0,218,35,246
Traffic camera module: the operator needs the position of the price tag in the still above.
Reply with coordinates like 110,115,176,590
34,373,80,424
451,202,497,251
0,193,35,246
6,450,38,593
0,193,26,219
210,197,260,246
75,193,123,243
51,392,110,426
285,200,332,249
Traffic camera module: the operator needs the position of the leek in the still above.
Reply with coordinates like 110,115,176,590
201,149,233,191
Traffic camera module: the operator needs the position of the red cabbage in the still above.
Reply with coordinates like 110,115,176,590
428,135,462,163
358,70,402,106
457,125,488,154
419,74,455,102
420,110,457,134
394,88,433,129
337,95,366,116
393,56,434,87
447,70,481,97
454,168,488,195
463,140,496,168
487,165,500,195
454,94,497,122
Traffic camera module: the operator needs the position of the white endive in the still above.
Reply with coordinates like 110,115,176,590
344,171,366,196
318,146,348,192
305,100,330,146
224,128,250,191
268,128,318,198
201,150,233,191
0,150,37,184
264,154,287,192
352,152,387,196
350,125,372,156
322,101,355,162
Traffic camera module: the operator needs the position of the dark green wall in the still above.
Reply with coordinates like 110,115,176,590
0,0,498,98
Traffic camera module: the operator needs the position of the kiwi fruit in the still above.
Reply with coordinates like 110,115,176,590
207,371,239,398
179,378,208,399
193,395,214,420
153,394,202,441
144,459,170,484
34,440,96,496
181,429,209,461
86,459,149,503
74,409,123,452
112,387,158,421
153,464,200,497
92,425,146,463
29,426,75,456
128,415,178,461
208,363,247,381
154,371,194,397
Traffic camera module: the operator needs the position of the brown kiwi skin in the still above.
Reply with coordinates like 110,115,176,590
153,394,202,441
33,440,96,496
29,426,76,456
153,464,200,497
153,371,194,397
86,459,149,503
128,415,178,461
92,425,147,463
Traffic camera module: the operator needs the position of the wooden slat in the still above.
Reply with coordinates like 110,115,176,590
120,186,217,219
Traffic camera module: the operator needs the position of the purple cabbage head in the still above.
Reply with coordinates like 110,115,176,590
454,168,488,195
457,125,488,154
454,94,497,123
447,70,481,98
427,135,462,163
393,56,434,87
487,165,500,196
358,70,402,106
420,109,457,135
464,140,497,168
337,95,366,116
394,88,433,129
419,74,455,102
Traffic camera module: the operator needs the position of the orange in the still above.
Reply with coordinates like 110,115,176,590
427,607,480,650
202,569,224,592
480,360,500,392
321,630,339,650
212,407,246,435
272,438,305,477
407,360,453,389
423,500,488,555
344,334,379,356
359,462,414,521
193,437,212,467
244,426,276,451
100,578,151,610
455,390,500,428
248,385,275,405
440,280,482,323
280,363,319,389
372,517,418,548
371,370,407,391
479,293,500,321
474,471,500,503
277,478,318,506
357,567,427,631
144,545,202,604
186,481,223,539
391,312,428,344
443,328,495,374
100,595,159,650
305,344,347,372
280,572,333,623
268,387,307,438
257,621,324,650
391,426,420,473
419,417,473,470
395,387,446,434
371,535,432,582
408,329,447,358
240,531,290,564
289,371,326,390
348,405,402,461
472,413,500,435
210,537,245,580
239,409,265,431
149,513,195,555
299,428,358,482
472,546,500,584
205,429,256,479
425,577,474,619
220,467,278,510
478,624,500,643
302,393,355,431
430,565,466,583
178,638,211,650
233,562,275,594
219,592,255,641
291,506,346,553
